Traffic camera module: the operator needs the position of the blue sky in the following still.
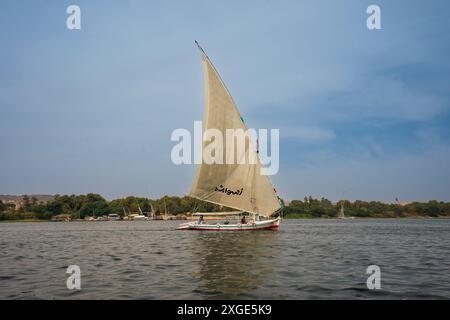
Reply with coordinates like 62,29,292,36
0,1,449,201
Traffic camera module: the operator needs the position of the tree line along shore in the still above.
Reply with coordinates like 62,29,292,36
0,194,449,221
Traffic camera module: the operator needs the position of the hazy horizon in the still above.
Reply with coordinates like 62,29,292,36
1,1,449,202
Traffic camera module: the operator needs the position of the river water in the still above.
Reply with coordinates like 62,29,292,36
0,219,449,299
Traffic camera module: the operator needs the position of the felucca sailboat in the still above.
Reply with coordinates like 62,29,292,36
177,42,283,231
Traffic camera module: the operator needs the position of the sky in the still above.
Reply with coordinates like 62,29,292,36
0,1,449,202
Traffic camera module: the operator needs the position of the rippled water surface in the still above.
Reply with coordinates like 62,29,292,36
0,219,449,299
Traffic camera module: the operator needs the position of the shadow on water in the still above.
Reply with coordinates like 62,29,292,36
191,231,279,299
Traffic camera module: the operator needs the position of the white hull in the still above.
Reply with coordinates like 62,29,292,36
177,217,281,231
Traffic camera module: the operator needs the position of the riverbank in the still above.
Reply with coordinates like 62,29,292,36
1,194,449,222
284,214,450,219
1,216,450,223
0,219,49,223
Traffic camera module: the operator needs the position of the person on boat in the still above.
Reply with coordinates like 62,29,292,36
198,215,204,224
241,215,246,224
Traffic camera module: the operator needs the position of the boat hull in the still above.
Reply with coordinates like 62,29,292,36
176,218,281,231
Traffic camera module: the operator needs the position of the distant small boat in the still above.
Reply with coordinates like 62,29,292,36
149,202,157,220
128,214,148,221
122,207,148,221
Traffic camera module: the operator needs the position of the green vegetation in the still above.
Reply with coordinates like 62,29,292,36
0,194,233,221
0,195,449,221
283,197,450,219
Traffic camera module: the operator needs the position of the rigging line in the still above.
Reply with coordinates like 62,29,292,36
191,199,199,215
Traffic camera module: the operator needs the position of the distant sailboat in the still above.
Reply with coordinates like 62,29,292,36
122,207,129,220
150,202,156,219
123,206,147,221
150,201,163,220
338,202,354,220
338,203,345,219
177,42,283,231
134,205,148,220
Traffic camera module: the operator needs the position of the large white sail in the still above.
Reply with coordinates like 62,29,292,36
339,203,345,218
189,43,281,218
